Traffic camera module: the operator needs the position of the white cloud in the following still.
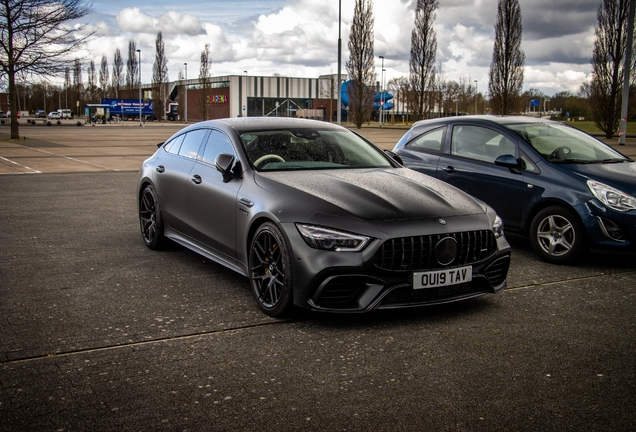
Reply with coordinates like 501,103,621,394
116,7,205,35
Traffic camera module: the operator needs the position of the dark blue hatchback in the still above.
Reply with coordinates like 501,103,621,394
393,116,636,264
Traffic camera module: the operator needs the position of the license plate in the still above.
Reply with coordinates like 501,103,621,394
412,266,473,289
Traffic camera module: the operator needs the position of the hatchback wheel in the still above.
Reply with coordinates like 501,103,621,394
139,185,165,250
530,206,585,264
249,222,294,317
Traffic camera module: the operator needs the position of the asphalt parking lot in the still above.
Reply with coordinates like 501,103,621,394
1,121,635,431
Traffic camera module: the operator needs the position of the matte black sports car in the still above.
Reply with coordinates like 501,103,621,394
138,118,511,317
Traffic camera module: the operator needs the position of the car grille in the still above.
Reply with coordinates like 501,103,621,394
373,230,497,271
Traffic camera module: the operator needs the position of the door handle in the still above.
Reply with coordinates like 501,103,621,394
191,174,202,184
441,166,456,174
156,165,165,173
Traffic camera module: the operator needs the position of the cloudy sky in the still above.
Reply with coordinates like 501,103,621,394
80,0,602,96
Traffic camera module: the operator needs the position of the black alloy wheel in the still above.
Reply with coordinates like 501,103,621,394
530,205,585,264
249,222,294,317
139,185,165,250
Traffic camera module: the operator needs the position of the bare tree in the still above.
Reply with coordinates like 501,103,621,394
387,76,410,117
346,0,375,128
588,0,635,138
488,0,525,115
0,0,92,138
99,55,109,98
126,40,138,94
199,43,212,120
87,59,96,103
152,31,169,120
72,58,83,114
111,48,124,98
409,0,438,120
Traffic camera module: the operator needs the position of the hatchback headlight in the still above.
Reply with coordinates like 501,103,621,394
588,180,636,212
296,224,370,252
492,215,504,238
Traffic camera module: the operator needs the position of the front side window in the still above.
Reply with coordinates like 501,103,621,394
451,125,516,163
201,130,236,165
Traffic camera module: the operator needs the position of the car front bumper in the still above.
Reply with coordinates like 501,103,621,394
283,221,512,313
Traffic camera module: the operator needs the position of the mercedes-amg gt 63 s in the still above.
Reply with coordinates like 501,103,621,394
138,118,511,317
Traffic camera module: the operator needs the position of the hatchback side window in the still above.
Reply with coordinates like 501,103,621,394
178,129,209,159
201,130,236,165
451,125,516,163
409,127,444,152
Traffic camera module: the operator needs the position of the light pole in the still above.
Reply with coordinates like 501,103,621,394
474,80,478,115
244,70,248,117
184,63,188,123
137,49,142,126
337,0,342,125
379,56,384,127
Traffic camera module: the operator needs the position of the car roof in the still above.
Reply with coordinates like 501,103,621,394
184,117,346,135
412,115,559,129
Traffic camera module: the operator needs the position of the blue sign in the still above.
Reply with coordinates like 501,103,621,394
530,99,539,107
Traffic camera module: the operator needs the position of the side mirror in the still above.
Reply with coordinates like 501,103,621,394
215,153,236,183
156,141,164,148
384,150,404,166
494,154,519,169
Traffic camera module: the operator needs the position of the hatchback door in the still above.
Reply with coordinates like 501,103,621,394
436,124,529,230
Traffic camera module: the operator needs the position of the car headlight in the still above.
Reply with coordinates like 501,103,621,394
296,224,370,252
492,215,504,239
588,180,636,212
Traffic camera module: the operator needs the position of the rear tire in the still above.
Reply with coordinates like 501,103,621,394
139,185,165,250
530,206,585,264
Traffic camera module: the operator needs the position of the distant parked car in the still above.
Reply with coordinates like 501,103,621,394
48,111,61,119
35,110,47,118
393,115,636,264
58,109,73,119
0,110,5,118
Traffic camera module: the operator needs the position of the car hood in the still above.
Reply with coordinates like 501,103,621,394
563,161,636,195
255,168,486,221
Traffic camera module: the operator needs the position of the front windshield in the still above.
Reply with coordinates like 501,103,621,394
507,122,629,163
240,128,393,171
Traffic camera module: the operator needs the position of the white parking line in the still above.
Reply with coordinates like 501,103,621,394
0,156,41,174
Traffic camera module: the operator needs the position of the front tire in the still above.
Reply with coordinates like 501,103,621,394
530,206,585,264
249,222,294,317
139,185,165,250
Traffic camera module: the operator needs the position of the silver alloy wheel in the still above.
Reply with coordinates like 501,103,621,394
535,214,575,257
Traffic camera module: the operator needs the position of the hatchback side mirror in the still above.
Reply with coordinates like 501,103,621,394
215,153,236,183
494,154,519,169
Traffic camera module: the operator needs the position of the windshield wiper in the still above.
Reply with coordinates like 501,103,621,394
549,159,596,164
602,158,627,164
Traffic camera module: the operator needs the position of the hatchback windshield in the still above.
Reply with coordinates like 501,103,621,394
241,128,393,171
507,122,629,163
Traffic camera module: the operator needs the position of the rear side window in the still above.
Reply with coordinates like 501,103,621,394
164,134,185,154
408,127,444,151
178,129,209,159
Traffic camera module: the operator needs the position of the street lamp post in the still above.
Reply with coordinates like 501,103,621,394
474,80,478,115
137,49,142,126
379,55,384,127
184,63,188,123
